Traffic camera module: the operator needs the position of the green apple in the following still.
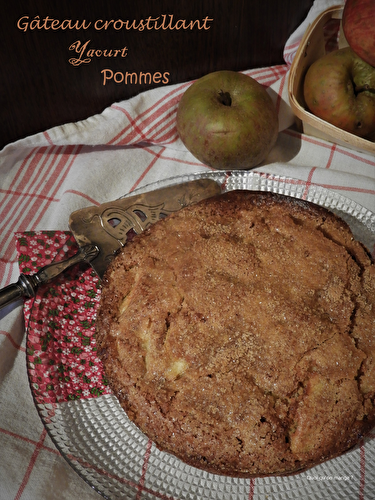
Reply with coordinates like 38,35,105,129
303,48,375,138
176,70,278,170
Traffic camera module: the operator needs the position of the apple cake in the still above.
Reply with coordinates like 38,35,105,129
96,190,375,477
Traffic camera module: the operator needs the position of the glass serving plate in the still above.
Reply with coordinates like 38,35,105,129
26,170,375,500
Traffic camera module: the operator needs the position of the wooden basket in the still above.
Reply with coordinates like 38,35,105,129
288,5,375,155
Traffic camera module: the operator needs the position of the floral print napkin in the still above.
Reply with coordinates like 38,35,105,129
16,230,111,404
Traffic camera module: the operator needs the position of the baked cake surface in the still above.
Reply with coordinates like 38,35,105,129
96,190,375,477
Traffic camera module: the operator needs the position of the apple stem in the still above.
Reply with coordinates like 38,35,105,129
355,84,375,95
218,90,232,106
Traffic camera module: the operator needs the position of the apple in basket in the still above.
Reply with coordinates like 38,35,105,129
342,0,375,68
176,70,279,170
303,47,375,138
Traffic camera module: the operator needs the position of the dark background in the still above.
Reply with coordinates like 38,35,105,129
0,0,313,149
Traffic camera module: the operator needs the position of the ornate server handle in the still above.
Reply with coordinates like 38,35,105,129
0,245,99,310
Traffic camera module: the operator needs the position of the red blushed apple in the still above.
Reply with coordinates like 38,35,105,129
343,0,375,68
303,47,375,138
176,70,278,170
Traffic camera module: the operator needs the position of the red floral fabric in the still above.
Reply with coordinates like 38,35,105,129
16,230,112,404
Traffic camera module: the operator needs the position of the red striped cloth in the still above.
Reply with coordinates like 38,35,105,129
3,1,375,499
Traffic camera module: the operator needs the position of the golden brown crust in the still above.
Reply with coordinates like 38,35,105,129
96,190,375,477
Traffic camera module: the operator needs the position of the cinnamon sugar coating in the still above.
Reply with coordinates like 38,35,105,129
96,191,375,477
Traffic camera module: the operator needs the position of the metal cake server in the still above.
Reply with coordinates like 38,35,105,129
0,178,221,311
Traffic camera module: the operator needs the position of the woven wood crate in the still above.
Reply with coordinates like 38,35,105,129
288,5,375,155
